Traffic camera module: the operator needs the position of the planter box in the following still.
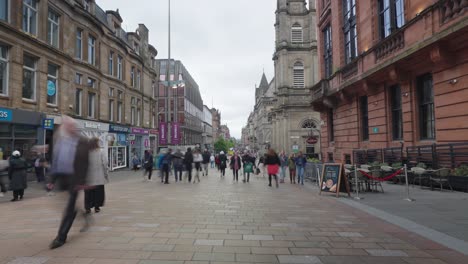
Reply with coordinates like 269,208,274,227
448,176,468,192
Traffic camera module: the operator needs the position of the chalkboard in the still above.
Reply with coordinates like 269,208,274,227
319,163,350,197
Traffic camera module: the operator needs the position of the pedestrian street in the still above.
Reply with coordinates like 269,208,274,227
0,167,466,264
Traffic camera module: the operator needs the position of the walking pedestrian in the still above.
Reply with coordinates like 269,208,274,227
295,151,307,185
258,154,266,177
242,151,255,183
193,149,203,183
48,116,91,249
279,151,288,183
143,150,154,181
202,149,210,176
289,153,297,184
219,151,227,177
215,154,220,171
265,149,281,188
184,148,194,183
0,158,9,198
84,138,109,214
162,149,173,184
172,149,184,182
210,154,215,168
230,152,241,182
34,154,47,183
8,151,29,201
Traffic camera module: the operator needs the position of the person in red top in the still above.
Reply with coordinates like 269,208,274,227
215,155,221,171
230,152,241,182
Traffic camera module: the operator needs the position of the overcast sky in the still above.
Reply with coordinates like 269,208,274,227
99,0,277,138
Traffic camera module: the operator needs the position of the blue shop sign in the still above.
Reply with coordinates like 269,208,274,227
47,80,56,96
0,108,12,122
109,124,130,133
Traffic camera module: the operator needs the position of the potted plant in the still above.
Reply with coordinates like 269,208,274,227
449,164,468,192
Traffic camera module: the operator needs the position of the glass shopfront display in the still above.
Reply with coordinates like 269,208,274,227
108,125,130,171
108,146,127,171
0,124,39,159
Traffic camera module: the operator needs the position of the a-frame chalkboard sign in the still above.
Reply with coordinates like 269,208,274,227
319,163,351,197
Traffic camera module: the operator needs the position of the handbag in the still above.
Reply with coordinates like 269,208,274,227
267,164,279,175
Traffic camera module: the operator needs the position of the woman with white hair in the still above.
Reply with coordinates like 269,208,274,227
219,151,227,177
8,150,28,201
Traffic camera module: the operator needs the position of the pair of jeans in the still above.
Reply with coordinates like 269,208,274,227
185,164,193,182
297,166,304,184
232,169,239,181
162,164,170,183
145,167,153,180
202,163,209,176
243,173,250,182
174,165,183,182
280,166,287,181
210,161,215,168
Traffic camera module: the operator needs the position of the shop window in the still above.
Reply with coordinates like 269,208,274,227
75,89,82,116
0,45,8,95
0,0,8,21
76,29,82,59
88,92,95,118
378,0,405,39
390,84,403,140
47,63,58,105
47,9,60,48
22,54,36,100
22,0,37,35
418,74,435,140
88,35,95,65
343,0,357,64
360,96,369,141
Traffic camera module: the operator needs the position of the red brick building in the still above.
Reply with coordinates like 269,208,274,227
312,0,468,164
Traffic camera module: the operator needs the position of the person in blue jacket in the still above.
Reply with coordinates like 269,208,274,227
295,151,307,185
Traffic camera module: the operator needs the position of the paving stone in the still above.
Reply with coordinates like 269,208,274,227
142,244,176,252
194,239,223,246
366,249,408,257
251,247,291,255
192,253,235,262
278,255,323,264
149,252,193,261
289,248,329,255
212,246,251,254
243,235,273,241
6,257,49,264
235,254,279,263
337,232,363,238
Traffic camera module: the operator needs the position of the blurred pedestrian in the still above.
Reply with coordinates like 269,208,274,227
279,151,288,183
215,154,220,171
172,149,184,182
219,151,227,177
242,151,255,183
49,116,91,249
258,154,266,177
161,149,173,184
143,150,154,181
34,154,47,183
265,149,281,188
84,138,109,214
295,151,307,185
184,148,194,183
202,149,210,176
289,153,297,184
0,158,9,198
230,152,241,182
132,153,140,171
8,151,28,201
210,154,215,168
193,149,203,183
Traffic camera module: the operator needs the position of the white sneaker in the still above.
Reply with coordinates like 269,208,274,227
0,192,4,197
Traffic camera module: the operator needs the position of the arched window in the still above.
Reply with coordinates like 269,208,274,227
291,23,303,43
293,61,305,88
301,119,317,129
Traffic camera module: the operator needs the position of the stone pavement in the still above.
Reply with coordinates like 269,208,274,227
0,168,467,264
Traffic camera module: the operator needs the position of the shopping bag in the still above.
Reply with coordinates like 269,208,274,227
244,163,253,173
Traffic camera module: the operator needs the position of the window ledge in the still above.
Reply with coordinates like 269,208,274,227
0,94,9,99
46,103,58,108
22,98,37,105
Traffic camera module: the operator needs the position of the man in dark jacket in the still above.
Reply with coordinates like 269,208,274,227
143,150,154,181
202,149,211,176
172,149,184,182
162,149,173,184
8,151,28,201
184,148,194,182
49,116,90,249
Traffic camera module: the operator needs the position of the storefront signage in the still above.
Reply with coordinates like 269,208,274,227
42,118,54,130
131,127,150,135
149,129,159,135
144,138,150,148
292,145,299,153
109,125,130,133
159,122,167,145
306,136,318,144
0,108,12,122
85,122,100,129
373,127,379,133
172,122,180,145
127,134,136,141
47,80,56,96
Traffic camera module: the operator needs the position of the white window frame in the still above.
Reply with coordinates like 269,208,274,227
137,108,141,126
0,45,9,96
109,87,114,97
22,54,36,101
131,66,135,87
75,73,82,84
87,77,95,88
88,92,96,118
88,35,95,65
137,70,141,90
47,63,58,106
117,55,122,80
47,9,60,48
152,81,156,98
293,61,305,89
109,51,114,75
131,106,136,125
109,99,114,122
117,101,122,123
291,23,303,44
75,89,82,116
22,0,37,35
76,29,83,59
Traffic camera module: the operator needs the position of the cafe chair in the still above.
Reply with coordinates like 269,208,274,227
429,168,453,191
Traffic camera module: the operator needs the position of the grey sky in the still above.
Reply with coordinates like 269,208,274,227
99,0,277,138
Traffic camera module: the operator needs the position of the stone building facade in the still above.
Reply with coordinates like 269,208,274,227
312,0,468,163
0,0,159,165
211,108,221,140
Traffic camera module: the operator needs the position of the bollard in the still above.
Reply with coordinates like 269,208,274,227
403,164,415,202
354,165,363,200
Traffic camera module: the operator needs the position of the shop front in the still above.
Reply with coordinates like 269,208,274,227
75,119,109,152
0,107,43,160
108,124,130,171
130,127,150,163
